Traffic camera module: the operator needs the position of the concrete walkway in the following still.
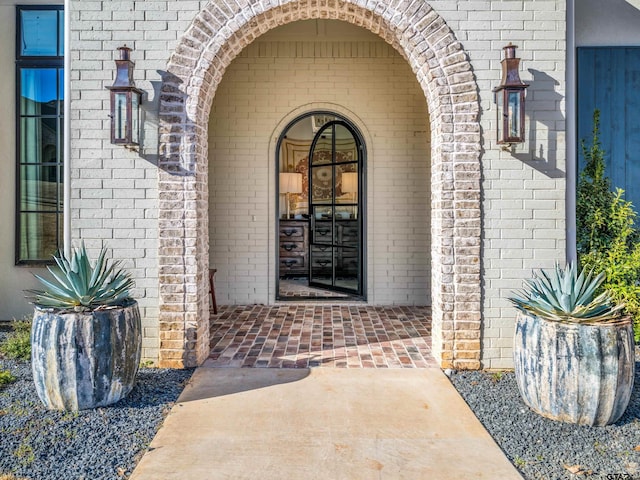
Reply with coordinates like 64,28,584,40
130,367,522,479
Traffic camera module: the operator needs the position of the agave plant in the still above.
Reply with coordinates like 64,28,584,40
26,243,134,311
508,263,625,324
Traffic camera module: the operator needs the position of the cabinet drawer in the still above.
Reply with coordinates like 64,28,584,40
311,246,332,269
279,225,305,239
311,257,332,268
311,255,332,276
341,225,359,237
312,221,333,244
280,256,306,271
279,220,308,275
280,241,304,256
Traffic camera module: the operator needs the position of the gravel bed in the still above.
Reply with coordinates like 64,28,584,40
0,331,193,480
3,323,639,480
449,352,640,480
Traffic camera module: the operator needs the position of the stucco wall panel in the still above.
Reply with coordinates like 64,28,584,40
0,0,57,321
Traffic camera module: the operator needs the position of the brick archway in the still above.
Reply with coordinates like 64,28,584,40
157,0,481,369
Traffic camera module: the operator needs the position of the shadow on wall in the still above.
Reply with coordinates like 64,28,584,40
513,69,565,179
134,70,195,176
136,81,158,168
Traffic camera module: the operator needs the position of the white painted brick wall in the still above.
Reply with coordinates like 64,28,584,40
208,38,431,306
59,0,565,367
401,0,566,368
68,1,209,362
445,0,567,368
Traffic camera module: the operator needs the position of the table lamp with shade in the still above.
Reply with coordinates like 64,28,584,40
341,172,358,218
279,172,303,219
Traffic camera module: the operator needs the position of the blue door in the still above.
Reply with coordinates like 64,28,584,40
577,47,640,209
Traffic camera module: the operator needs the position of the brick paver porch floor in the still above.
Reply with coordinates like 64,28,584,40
208,305,436,368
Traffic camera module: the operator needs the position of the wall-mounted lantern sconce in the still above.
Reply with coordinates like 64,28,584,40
493,43,529,146
107,45,142,148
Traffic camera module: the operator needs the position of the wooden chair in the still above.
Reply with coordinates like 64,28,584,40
208,268,218,314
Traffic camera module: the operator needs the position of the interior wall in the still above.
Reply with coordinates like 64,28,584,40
208,20,431,306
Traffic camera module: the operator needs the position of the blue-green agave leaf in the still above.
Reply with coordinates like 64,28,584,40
507,262,623,324
27,244,134,310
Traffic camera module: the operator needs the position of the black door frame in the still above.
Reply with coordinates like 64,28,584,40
307,120,363,296
275,111,367,300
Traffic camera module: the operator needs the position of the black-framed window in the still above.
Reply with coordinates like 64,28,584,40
16,5,64,264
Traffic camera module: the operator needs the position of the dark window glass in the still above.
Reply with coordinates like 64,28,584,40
58,69,64,109
20,68,58,115
16,6,64,264
19,213,60,261
58,11,64,56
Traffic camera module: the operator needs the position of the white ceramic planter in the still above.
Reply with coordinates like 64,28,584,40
31,301,142,411
513,312,635,426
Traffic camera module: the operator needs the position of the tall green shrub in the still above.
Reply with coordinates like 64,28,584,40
577,110,640,339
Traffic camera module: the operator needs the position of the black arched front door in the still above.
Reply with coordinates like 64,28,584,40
308,121,363,295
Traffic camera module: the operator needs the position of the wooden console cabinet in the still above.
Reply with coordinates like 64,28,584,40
279,220,309,276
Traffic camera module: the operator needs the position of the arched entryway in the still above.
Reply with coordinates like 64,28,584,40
157,0,482,369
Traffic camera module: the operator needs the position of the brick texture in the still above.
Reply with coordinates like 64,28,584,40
65,0,566,369
158,0,482,369
209,39,431,307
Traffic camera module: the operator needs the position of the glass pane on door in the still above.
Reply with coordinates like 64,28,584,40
312,206,333,244
310,244,333,287
311,165,333,204
337,163,358,221
334,246,358,290
311,135,332,165
334,124,358,163
308,120,362,295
